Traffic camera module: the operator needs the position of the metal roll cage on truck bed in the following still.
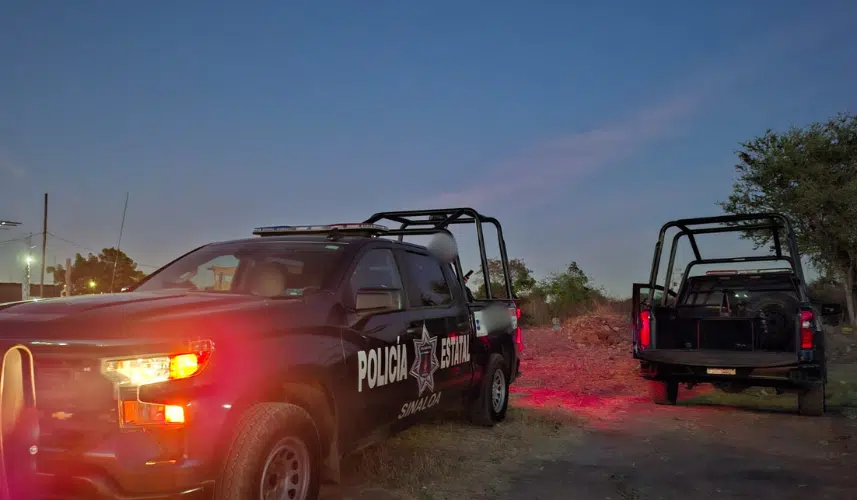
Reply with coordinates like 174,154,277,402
646,213,808,306
632,212,840,416
363,207,515,300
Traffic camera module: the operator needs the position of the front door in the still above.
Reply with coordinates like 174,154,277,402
342,247,410,438
395,250,473,421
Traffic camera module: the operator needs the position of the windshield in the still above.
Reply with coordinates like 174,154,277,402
133,241,347,298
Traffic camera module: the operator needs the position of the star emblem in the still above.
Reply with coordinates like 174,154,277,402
409,323,440,396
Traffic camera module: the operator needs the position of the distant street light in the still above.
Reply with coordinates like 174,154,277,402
23,254,33,301
0,220,22,229
89,280,97,290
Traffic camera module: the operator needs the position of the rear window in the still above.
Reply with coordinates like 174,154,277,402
401,251,453,307
681,274,798,306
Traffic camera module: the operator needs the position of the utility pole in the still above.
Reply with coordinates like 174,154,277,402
64,257,72,297
40,193,48,298
23,232,32,300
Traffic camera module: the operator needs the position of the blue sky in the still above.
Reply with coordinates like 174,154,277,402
1,1,856,296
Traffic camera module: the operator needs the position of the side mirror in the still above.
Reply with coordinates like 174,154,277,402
354,288,402,314
821,303,842,316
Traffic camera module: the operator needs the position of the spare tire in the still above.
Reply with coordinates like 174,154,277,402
747,293,799,351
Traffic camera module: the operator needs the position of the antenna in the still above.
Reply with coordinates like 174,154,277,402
40,194,48,298
110,192,130,293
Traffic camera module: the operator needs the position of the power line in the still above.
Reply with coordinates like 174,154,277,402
45,232,159,269
0,233,43,246
46,231,99,254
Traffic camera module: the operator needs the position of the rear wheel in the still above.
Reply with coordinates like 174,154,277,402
216,403,321,500
650,380,678,405
798,382,825,417
468,353,509,426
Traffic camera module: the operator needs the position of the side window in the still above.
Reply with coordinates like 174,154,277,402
350,249,404,297
402,252,453,308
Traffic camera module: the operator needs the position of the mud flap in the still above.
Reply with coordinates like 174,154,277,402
1,343,39,500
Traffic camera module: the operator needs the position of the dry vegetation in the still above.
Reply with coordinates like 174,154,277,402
326,310,857,500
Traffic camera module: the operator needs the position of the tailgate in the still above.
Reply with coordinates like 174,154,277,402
638,349,798,368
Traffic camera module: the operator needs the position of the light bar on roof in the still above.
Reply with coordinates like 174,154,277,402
252,223,389,236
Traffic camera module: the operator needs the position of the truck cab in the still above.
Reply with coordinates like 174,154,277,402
2,207,520,500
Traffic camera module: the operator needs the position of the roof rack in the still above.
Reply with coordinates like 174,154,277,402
364,207,513,300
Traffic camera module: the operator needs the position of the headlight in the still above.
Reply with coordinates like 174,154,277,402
101,340,214,387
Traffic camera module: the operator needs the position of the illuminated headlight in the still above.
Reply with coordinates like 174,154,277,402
100,340,213,387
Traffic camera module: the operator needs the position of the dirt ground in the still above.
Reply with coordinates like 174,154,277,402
324,319,857,500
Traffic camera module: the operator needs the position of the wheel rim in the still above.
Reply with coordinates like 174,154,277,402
259,437,311,500
491,368,506,413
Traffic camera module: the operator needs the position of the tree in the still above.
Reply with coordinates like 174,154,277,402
719,112,857,324
471,257,537,299
47,248,147,295
534,261,604,318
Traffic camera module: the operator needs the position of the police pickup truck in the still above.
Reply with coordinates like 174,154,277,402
0,208,522,500
632,213,840,416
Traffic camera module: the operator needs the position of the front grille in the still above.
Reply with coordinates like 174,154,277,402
34,357,118,451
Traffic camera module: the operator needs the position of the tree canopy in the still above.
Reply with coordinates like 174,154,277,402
471,257,605,322
47,248,147,295
719,112,857,323
536,261,604,317
471,257,538,299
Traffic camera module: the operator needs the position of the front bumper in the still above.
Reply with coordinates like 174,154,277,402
36,427,217,500
35,396,231,500
38,473,213,499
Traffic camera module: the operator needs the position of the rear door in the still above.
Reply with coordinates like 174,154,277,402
395,249,473,421
631,283,674,354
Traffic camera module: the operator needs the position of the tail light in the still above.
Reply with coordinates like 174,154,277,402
639,310,652,349
800,310,814,349
514,307,523,352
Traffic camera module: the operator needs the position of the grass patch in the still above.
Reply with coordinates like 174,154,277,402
682,363,857,411
339,405,583,500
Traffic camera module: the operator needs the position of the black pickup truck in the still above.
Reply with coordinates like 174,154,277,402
632,213,840,416
0,207,522,500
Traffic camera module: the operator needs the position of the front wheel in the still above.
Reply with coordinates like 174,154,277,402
468,353,510,426
216,403,321,500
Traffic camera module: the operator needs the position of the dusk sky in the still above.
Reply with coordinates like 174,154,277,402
1,1,856,296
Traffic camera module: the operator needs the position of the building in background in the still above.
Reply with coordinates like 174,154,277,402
0,282,61,303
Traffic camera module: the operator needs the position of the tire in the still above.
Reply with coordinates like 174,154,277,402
650,380,678,405
798,382,825,417
215,403,321,500
468,353,510,427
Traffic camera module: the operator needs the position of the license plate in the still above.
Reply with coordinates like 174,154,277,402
706,368,736,375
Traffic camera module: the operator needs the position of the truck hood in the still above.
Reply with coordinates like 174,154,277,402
0,291,316,348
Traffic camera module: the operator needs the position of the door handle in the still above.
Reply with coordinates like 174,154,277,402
406,326,421,336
